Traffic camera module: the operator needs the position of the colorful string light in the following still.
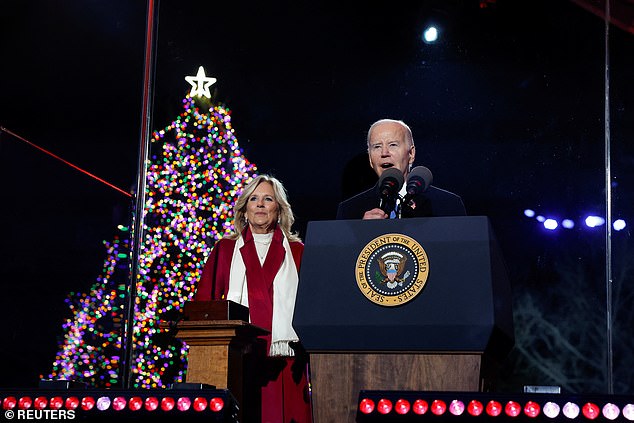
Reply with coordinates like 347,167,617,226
48,93,257,388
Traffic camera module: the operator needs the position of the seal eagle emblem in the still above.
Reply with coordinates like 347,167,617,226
378,252,408,288
355,233,429,306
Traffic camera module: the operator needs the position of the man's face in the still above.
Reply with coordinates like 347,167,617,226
367,122,415,179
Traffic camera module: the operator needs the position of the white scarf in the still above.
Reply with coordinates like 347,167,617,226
226,230,300,357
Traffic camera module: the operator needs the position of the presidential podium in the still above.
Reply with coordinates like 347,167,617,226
293,216,514,423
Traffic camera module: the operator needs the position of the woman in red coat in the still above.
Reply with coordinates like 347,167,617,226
195,174,312,423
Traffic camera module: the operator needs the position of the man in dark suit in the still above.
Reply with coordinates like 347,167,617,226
336,119,466,219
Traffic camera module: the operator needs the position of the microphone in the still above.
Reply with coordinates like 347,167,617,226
376,167,404,214
403,166,433,210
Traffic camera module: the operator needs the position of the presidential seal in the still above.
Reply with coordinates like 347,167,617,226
355,233,429,306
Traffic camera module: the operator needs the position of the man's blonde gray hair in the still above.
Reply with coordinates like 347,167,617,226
366,118,415,149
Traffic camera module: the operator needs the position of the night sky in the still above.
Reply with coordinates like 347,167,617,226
1,0,633,391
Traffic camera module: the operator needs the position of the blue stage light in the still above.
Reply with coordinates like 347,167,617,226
613,219,626,231
543,219,558,230
422,26,439,43
585,216,605,228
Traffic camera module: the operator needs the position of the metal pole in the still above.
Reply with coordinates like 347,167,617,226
122,0,159,389
603,0,614,396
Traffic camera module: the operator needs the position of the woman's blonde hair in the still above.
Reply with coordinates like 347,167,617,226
228,174,301,242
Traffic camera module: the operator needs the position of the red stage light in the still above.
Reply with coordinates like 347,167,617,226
81,396,95,411
18,396,32,409
505,400,522,417
209,397,225,412
582,402,600,420
161,397,175,411
144,396,159,411
395,399,410,414
467,399,484,416
64,396,79,410
3,396,17,410
112,396,127,411
449,399,465,416
358,398,375,414
431,399,447,415
193,397,207,411
50,396,64,410
128,396,143,411
412,399,428,415
177,396,192,412
377,398,393,414
34,396,48,410
486,400,503,417
524,400,541,418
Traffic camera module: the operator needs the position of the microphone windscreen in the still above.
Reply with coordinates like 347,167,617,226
378,167,405,190
376,167,404,214
407,166,433,193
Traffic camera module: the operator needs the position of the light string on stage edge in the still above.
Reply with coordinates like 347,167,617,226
47,91,258,388
0,126,132,198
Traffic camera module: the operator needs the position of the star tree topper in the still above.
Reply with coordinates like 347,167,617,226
185,66,217,98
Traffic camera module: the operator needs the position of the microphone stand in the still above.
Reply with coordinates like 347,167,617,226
379,195,397,216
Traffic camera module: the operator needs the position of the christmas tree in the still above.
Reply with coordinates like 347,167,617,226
49,66,258,388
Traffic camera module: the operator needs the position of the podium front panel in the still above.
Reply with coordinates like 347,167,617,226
293,216,513,352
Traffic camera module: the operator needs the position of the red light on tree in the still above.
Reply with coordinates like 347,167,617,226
412,399,428,415
209,397,225,412
358,398,375,414
431,399,447,415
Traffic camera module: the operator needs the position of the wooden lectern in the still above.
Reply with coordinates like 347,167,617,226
309,353,482,422
174,301,268,422
293,217,515,423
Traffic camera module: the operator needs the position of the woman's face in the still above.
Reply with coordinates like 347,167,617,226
245,181,279,234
